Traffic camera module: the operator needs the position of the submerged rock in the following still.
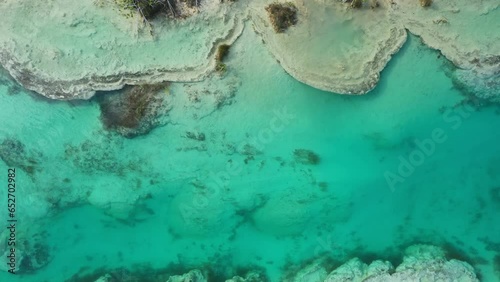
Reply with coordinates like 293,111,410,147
96,83,171,138
293,149,321,165
0,230,51,274
292,260,329,282
0,0,497,100
91,268,268,282
225,271,268,282
265,2,298,33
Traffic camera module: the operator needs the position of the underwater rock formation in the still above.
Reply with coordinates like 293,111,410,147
251,0,408,95
0,138,43,175
91,268,267,282
288,244,479,282
253,0,499,98
293,149,321,165
226,271,268,282
114,0,201,20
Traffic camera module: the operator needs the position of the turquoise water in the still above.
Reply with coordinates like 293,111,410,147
0,26,499,282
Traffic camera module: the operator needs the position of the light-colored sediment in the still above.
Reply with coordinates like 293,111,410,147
253,0,499,97
0,0,246,99
289,244,479,282
0,0,498,99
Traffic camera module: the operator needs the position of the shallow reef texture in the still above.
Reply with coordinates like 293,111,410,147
286,245,479,282
96,83,172,138
0,0,498,100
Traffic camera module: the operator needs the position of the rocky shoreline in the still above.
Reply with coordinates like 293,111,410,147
0,0,246,99
0,0,498,100
85,244,479,281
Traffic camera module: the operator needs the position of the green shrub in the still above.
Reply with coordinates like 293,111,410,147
420,0,432,7
265,2,298,33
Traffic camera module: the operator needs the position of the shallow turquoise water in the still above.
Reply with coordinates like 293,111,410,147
0,26,499,281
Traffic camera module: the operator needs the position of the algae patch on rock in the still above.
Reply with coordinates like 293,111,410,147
0,138,43,175
0,0,497,100
97,83,171,138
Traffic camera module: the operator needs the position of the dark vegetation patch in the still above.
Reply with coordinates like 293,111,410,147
115,0,201,20
18,234,52,274
317,181,328,192
388,238,486,279
265,2,298,33
216,44,231,63
293,149,321,165
447,60,500,109
185,131,206,141
96,83,170,138
0,138,43,175
494,255,500,280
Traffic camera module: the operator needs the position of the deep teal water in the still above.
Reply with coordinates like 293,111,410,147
0,28,499,281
